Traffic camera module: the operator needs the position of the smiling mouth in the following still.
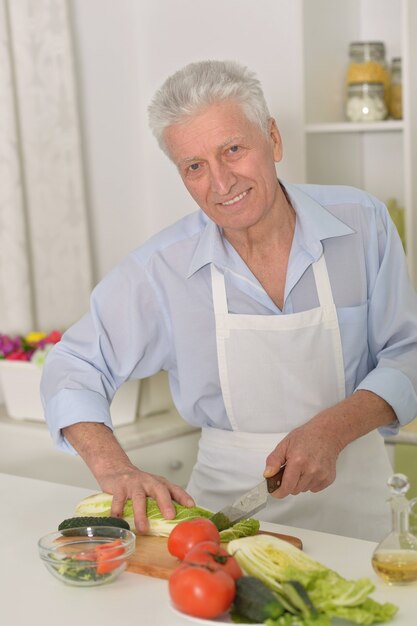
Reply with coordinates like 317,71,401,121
220,189,250,206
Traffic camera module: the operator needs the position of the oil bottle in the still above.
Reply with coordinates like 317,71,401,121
371,473,417,584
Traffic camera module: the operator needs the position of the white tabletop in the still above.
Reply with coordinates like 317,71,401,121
1,472,416,626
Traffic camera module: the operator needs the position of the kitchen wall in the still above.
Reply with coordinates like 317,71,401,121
70,0,306,280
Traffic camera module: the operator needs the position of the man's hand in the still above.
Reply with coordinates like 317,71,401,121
264,418,342,497
263,389,397,498
99,463,195,533
63,422,195,532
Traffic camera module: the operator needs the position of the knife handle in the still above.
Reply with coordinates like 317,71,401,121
266,463,286,493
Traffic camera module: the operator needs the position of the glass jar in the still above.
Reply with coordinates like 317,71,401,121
371,474,417,585
346,41,390,106
389,57,402,119
345,82,387,122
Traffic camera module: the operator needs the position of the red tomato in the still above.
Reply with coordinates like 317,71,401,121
184,541,243,580
169,563,235,619
167,518,220,560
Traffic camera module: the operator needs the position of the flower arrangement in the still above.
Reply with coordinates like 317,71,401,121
0,330,62,367
0,329,139,424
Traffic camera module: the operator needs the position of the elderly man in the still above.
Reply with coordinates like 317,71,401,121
41,60,417,541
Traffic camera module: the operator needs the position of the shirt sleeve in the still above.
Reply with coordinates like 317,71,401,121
355,196,417,433
40,253,172,451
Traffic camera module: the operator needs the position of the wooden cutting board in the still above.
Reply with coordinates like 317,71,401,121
126,530,303,579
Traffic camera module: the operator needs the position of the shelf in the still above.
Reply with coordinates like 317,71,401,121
305,120,404,134
302,0,416,285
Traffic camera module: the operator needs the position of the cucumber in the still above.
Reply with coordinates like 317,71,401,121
232,576,285,623
280,580,317,617
58,516,130,532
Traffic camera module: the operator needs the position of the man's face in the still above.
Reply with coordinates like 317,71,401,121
163,100,283,234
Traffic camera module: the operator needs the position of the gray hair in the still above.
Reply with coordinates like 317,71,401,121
148,60,271,156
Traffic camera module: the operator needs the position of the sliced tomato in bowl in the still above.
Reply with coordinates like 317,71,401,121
95,539,126,574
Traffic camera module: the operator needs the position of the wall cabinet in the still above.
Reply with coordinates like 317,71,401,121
301,0,417,286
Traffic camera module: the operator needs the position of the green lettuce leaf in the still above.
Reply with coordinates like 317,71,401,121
264,614,330,626
308,573,375,609
327,597,398,624
219,518,260,542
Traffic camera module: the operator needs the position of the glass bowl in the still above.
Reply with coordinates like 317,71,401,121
38,526,136,586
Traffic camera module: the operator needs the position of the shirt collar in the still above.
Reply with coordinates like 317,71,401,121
284,182,354,258
187,216,229,278
187,181,355,277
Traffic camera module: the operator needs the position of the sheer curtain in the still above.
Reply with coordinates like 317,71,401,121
0,0,93,335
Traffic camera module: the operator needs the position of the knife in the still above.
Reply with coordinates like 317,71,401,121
210,464,286,529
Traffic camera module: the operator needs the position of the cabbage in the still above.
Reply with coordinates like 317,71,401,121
227,535,398,625
74,492,115,517
75,492,212,535
74,492,259,539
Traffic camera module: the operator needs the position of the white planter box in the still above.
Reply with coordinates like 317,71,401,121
0,360,140,426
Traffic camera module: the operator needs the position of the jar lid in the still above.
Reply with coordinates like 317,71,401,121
348,82,385,94
349,41,386,61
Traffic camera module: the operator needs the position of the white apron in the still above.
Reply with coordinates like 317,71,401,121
186,255,393,541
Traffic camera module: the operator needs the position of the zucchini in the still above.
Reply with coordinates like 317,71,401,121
232,576,285,623
58,516,130,532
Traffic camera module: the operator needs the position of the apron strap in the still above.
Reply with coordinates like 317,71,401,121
211,264,228,315
312,253,334,309
312,254,345,398
211,265,238,427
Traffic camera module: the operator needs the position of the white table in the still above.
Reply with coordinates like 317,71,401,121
1,473,416,626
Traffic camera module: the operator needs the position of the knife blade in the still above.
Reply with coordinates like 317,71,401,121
210,464,286,528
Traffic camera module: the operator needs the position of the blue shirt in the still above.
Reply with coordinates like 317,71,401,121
41,182,417,451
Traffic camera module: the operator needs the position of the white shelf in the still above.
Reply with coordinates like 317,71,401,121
302,0,417,286
305,120,404,134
